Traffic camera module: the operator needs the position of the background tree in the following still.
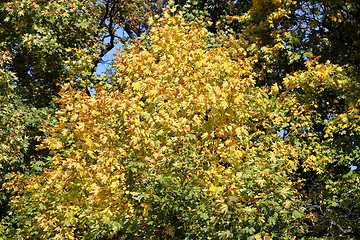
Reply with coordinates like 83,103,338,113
235,0,360,237
214,0,360,237
0,0,167,233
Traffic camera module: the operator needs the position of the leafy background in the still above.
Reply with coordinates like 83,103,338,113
1,0,360,239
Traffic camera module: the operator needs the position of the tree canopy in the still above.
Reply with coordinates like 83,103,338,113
1,0,360,239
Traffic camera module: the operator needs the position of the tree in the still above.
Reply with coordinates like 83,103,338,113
2,0,360,238
0,0,165,233
7,5,360,238
0,0,100,229
229,0,360,237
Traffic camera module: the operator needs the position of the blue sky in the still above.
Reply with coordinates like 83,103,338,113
96,27,127,75
95,42,122,75
89,30,125,95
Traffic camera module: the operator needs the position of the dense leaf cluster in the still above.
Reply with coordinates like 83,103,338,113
1,0,360,239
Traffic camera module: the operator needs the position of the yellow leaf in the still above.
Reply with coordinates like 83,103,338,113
70,113,79,122
132,82,141,91
85,137,93,147
220,99,228,109
53,139,63,150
